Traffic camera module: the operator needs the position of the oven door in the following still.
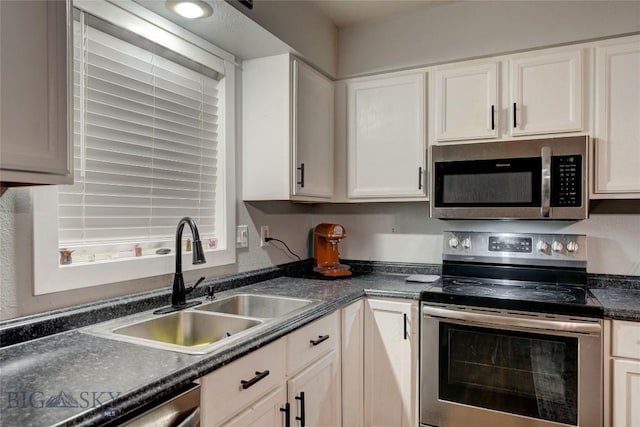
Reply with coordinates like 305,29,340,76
420,304,602,427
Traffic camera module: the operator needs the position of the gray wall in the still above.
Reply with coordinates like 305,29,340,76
227,0,338,77
338,0,640,77
0,69,314,320
312,202,640,276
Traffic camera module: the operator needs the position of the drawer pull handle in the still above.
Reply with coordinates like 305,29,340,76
310,334,330,346
491,104,495,130
280,402,291,427
297,163,305,188
403,313,408,340
240,370,270,389
295,392,306,427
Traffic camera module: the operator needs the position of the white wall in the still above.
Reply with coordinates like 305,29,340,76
338,0,640,78
312,202,640,276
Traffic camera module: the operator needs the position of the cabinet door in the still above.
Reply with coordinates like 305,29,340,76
287,350,341,427
612,359,640,427
509,49,584,136
347,74,426,198
220,387,287,427
341,300,364,427
0,0,71,184
594,37,640,196
434,62,499,142
364,299,417,427
292,59,334,199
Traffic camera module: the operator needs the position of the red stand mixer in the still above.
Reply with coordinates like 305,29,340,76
313,223,352,277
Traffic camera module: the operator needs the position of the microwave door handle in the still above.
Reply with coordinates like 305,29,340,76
541,146,551,218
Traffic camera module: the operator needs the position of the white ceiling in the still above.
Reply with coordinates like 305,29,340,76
310,0,458,28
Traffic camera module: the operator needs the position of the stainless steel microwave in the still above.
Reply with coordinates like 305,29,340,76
430,136,589,220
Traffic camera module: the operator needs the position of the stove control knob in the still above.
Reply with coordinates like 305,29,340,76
536,240,550,252
566,241,579,253
461,238,471,249
448,237,460,249
551,241,564,252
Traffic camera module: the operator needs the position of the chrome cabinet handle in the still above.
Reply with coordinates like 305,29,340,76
240,370,270,390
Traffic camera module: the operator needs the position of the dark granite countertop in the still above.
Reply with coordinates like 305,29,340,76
590,288,640,321
0,272,431,427
1,263,638,427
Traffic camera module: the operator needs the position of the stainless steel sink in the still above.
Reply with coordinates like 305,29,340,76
195,294,319,319
83,294,320,354
113,311,262,347
85,310,264,354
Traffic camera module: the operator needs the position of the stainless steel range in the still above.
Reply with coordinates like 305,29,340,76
420,231,603,427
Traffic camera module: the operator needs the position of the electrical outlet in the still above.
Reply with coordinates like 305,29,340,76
260,225,270,247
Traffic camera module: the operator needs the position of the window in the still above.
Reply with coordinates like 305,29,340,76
32,1,236,294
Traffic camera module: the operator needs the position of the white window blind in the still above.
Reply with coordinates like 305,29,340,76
59,13,221,256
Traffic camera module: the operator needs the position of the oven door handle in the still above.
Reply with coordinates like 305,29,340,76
422,305,601,335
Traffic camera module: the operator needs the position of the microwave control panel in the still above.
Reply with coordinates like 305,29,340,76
551,155,582,207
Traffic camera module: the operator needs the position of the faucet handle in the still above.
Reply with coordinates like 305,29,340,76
186,276,206,295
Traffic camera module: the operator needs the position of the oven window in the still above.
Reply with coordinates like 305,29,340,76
439,323,578,425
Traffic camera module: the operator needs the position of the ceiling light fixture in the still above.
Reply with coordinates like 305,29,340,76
166,1,213,19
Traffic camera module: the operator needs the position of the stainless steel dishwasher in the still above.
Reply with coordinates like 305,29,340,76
105,384,200,427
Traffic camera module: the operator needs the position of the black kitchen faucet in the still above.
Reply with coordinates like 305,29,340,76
154,217,206,314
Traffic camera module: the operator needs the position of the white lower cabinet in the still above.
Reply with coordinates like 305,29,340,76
200,311,340,427
341,300,365,427
200,339,286,427
605,319,640,427
200,300,421,427
288,350,341,427
364,298,418,427
221,387,288,427
612,359,640,427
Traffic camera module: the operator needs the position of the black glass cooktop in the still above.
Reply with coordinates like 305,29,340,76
421,276,603,318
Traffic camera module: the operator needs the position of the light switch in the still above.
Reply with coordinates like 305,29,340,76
236,225,248,248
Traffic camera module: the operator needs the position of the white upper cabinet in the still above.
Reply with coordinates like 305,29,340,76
243,54,333,201
430,46,587,145
292,59,334,198
434,61,499,142
0,0,72,185
593,36,640,197
347,73,426,199
509,48,584,136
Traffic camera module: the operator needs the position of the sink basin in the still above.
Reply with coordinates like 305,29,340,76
107,311,262,352
196,294,319,319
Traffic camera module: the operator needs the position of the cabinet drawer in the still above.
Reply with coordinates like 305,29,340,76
200,339,285,426
612,320,640,360
287,311,339,375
